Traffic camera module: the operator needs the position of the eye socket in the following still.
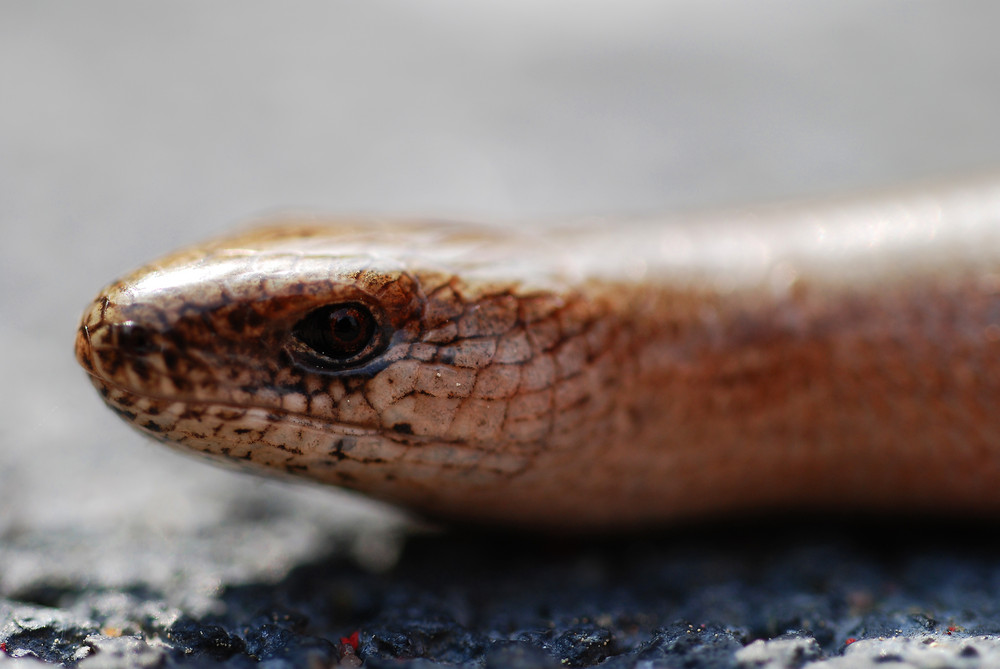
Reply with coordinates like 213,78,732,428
291,302,384,367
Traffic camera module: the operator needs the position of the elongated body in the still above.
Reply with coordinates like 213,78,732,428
76,177,1000,529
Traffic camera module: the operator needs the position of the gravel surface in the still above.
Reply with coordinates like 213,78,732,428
3,2,1000,667
6,524,1000,667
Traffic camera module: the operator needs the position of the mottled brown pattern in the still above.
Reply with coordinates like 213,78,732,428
75,180,1000,528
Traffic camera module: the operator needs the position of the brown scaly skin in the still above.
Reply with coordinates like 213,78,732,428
76,179,1000,529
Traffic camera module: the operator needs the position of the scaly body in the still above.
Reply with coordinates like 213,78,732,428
76,177,1000,529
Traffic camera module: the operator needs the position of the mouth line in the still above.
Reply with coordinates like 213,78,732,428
85,371,383,438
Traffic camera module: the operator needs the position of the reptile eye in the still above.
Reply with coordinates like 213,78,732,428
291,303,383,366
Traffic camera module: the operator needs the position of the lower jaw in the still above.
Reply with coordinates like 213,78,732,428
85,373,550,527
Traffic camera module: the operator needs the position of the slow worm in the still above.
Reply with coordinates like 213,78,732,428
75,176,1000,529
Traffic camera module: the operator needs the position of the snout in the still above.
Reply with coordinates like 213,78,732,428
74,292,164,387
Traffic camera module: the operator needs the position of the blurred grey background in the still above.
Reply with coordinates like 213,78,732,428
2,0,1000,626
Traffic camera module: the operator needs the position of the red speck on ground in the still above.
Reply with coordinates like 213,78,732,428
339,630,360,650
845,638,857,645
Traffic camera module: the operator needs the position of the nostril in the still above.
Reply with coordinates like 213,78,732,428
111,322,159,355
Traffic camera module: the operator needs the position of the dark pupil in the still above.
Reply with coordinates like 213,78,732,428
331,309,363,345
294,303,375,361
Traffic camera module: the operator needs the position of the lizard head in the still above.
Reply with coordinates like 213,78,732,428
75,220,589,525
